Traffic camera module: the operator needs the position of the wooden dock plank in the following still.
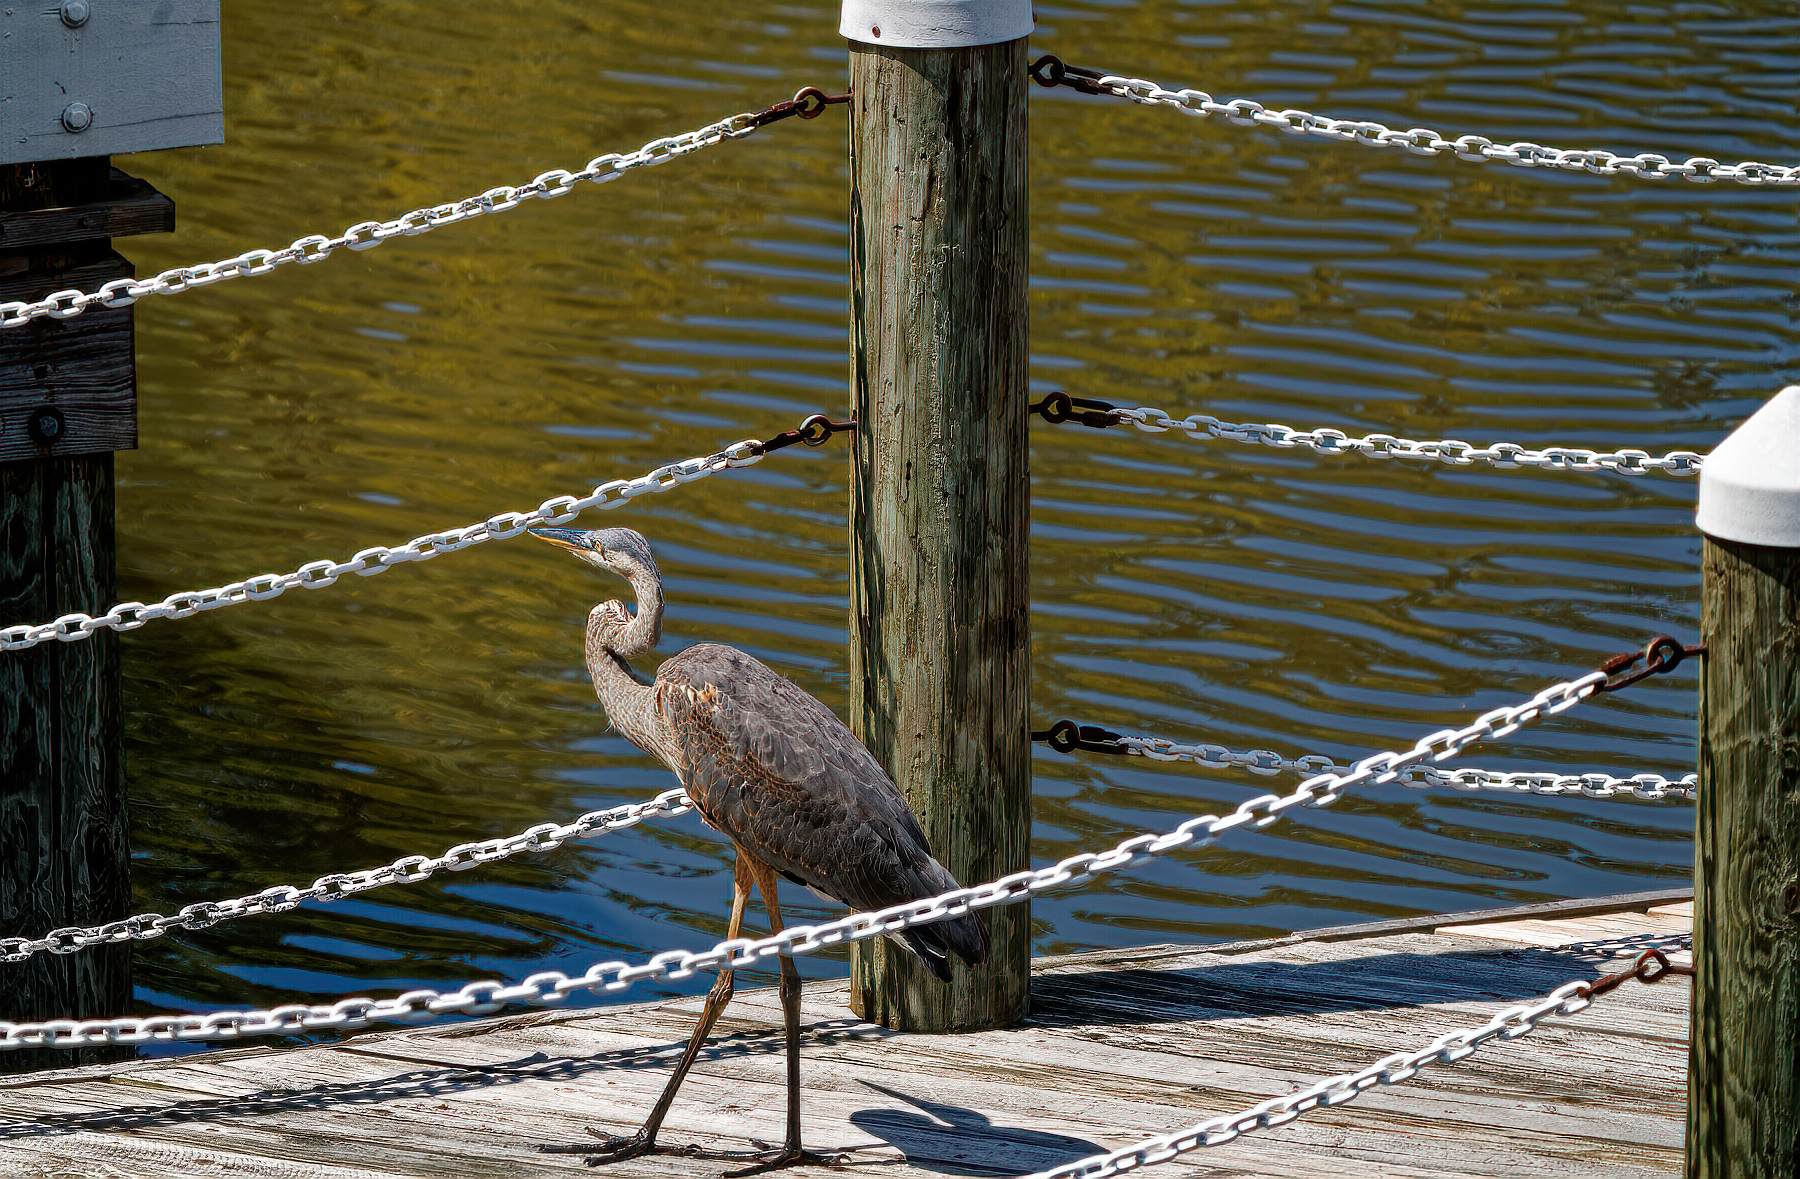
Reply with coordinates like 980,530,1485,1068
1437,912,1690,946
0,896,1693,1178
350,993,1678,1160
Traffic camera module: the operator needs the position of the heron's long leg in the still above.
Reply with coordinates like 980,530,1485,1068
543,861,752,1162
634,863,752,1137
724,857,838,1177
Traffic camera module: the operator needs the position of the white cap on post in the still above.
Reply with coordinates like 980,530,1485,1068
1696,384,1800,548
841,0,1034,47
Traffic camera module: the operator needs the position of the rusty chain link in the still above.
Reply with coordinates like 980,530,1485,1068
1594,635,1706,693
1581,947,1693,997
754,414,856,454
747,86,852,128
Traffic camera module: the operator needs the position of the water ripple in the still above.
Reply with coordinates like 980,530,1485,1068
72,0,1791,1033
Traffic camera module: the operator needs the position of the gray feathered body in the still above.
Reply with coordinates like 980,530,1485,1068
646,644,988,979
535,524,989,982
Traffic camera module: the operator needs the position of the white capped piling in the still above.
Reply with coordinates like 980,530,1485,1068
843,0,1034,1032
1688,384,1800,1176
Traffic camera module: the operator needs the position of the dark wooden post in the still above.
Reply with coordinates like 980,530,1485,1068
0,162,176,1071
1,0,218,1070
844,0,1034,1033
1688,385,1800,1176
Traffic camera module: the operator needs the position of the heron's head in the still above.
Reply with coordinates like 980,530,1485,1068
527,526,659,583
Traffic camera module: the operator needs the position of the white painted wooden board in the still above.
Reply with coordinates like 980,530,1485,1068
0,0,223,164
0,904,1689,1178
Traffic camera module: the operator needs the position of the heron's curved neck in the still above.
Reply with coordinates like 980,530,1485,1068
582,563,667,760
604,562,663,659
585,635,660,753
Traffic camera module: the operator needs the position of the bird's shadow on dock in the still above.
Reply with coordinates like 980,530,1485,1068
848,1081,1103,1176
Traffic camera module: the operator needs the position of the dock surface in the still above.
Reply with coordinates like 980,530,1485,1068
0,891,1694,1178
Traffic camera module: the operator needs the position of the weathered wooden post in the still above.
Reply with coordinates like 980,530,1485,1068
0,2,221,1070
843,0,1034,1032
1688,384,1800,1175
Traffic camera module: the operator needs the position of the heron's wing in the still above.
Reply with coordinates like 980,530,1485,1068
655,644,952,914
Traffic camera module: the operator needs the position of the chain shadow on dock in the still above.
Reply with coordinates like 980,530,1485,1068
0,941,1642,1157
1024,943,1625,1029
0,1017,893,1141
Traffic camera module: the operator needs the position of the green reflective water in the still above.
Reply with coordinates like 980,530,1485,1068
83,0,1794,1026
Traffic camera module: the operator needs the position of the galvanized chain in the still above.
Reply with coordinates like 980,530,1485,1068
0,665,1612,1050
11,752,1687,969
1020,949,1692,1179
0,790,692,965
1033,719,1695,802
10,731,1687,966
1030,392,1706,477
1030,55,1798,187
0,88,850,331
0,414,851,654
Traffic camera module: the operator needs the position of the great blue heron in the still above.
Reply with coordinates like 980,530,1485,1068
531,526,989,1174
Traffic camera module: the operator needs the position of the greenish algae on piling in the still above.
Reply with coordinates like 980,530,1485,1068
846,37,1032,1033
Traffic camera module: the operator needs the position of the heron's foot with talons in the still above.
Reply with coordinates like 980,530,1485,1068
722,1141,852,1176
541,1131,848,1172
538,1129,677,1164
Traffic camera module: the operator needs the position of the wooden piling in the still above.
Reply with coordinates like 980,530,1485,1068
844,31,1032,1032
1688,386,1800,1175
0,160,170,1070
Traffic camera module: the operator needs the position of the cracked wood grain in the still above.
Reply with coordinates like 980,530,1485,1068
1688,536,1800,1178
846,35,1032,1035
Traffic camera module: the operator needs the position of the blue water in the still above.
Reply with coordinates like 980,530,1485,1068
38,0,1791,1042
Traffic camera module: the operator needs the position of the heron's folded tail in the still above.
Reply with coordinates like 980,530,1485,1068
894,909,990,982
914,907,1000,972
875,851,993,981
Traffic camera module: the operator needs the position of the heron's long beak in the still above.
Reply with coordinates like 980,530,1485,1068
527,527,591,553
